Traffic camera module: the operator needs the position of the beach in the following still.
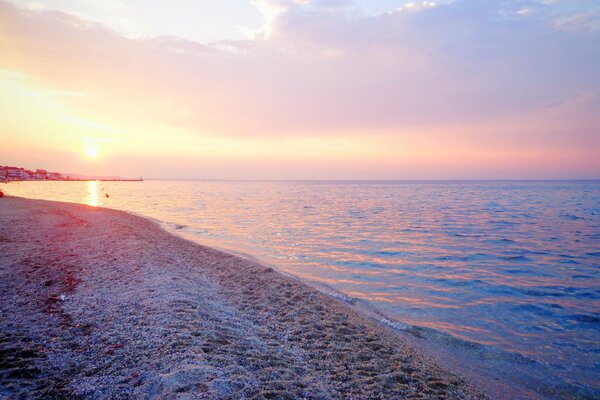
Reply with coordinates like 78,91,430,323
0,196,486,399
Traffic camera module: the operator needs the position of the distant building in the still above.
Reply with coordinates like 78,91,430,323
34,169,47,180
1,166,64,181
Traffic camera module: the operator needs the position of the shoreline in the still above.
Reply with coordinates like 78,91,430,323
164,221,561,400
0,196,486,399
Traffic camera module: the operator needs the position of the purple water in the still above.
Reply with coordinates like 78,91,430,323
5,180,599,398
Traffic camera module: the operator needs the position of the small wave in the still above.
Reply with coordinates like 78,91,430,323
430,277,484,287
327,291,356,304
450,233,482,238
485,238,517,245
489,220,519,226
512,304,559,317
558,259,581,265
514,286,600,299
381,318,411,331
334,260,385,269
568,314,600,324
561,213,584,220
382,317,540,366
572,274,593,279
505,268,536,275
373,250,407,257
434,253,496,262
499,255,531,261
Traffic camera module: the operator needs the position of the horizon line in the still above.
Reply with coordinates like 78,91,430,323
140,178,600,182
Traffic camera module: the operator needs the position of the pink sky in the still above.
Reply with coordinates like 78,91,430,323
0,0,599,179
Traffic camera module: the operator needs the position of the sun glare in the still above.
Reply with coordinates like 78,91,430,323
84,146,99,159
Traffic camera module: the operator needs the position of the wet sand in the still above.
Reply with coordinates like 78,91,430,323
0,196,486,399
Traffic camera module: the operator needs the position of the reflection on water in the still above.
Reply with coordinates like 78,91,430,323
86,180,99,207
5,180,600,396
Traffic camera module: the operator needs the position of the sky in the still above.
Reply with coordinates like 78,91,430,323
0,0,599,180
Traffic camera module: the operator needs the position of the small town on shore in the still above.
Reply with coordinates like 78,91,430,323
1,166,142,183
1,165,65,182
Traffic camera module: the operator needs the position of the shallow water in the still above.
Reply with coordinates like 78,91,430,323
5,180,600,397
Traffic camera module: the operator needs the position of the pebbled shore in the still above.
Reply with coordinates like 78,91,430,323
0,196,486,399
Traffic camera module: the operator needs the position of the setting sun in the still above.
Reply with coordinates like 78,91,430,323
84,146,99,159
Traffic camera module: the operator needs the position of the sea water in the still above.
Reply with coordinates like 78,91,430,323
5,180,599,398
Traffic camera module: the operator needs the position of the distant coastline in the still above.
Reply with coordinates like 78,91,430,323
1,165,142,182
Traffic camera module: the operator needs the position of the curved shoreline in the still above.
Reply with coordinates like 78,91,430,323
164,222,577,400
0,196,489,399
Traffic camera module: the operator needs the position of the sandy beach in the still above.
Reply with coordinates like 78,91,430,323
0,196,485,399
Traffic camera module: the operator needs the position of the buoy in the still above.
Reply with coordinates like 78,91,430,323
105,193,109,198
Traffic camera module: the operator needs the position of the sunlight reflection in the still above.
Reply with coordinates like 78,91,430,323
86,180,99,207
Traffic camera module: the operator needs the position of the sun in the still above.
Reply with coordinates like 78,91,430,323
84,146,100,159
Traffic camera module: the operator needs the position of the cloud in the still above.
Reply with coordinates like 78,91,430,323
74,0,124,11
0,0,598,152
554,9,600,33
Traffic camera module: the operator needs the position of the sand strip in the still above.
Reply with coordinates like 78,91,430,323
0,196,486,399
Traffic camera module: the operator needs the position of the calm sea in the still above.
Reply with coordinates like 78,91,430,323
5,180,599,398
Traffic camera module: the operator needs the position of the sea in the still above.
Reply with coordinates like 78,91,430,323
4,180,599,399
